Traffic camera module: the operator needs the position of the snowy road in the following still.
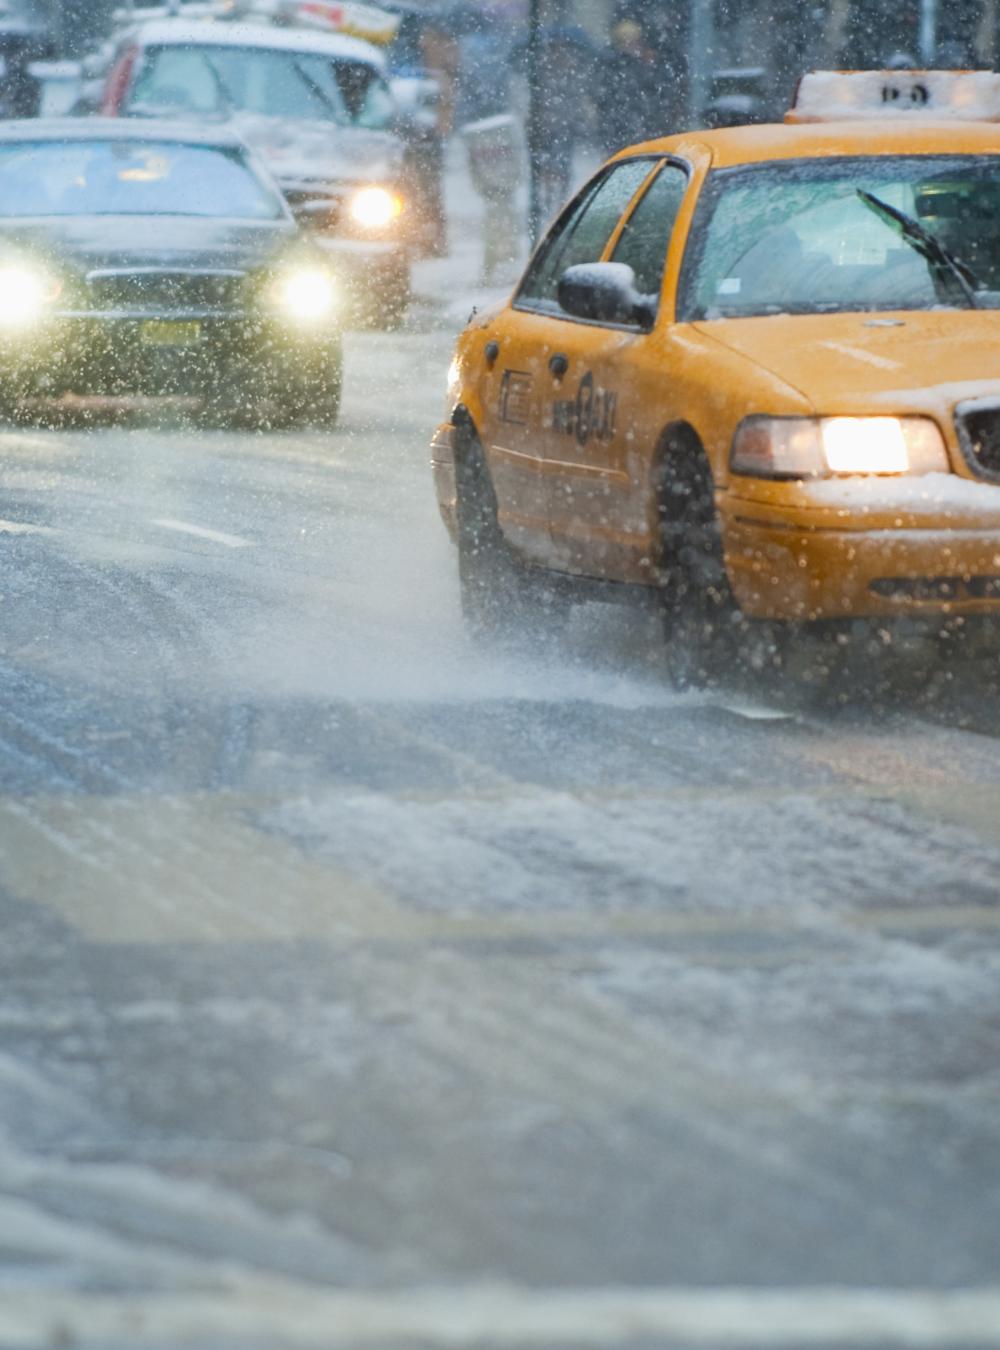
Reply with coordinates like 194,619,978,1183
0,316,999,1348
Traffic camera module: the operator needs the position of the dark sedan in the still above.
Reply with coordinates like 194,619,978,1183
0,118,343,427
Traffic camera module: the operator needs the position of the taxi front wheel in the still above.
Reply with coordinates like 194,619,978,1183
454,429,567,644
656,436,740,688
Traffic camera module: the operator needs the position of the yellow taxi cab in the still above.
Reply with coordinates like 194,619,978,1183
432,70,1000,676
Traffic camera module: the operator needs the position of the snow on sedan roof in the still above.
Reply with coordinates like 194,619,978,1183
131,19,386,68
0,115,248,148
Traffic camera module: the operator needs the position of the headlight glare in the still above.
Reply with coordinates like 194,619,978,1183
349,185,403,230
731,416,948,478
273,266,336,322
821,417,908,474
0,263,60,326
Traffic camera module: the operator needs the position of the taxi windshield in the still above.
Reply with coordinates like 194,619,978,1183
682,155,1000,319
0,140,284,218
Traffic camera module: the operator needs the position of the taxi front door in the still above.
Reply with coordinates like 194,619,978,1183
540,162,690,579
490,158,664,574
539,326,641,576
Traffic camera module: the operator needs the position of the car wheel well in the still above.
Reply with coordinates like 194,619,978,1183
450,406,482,465
651,423,717,561
653,421,711,485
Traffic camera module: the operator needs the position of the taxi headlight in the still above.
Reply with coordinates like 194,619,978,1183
0,263,60,326
730,416,948,478
272,266,337,322
348,185,403,230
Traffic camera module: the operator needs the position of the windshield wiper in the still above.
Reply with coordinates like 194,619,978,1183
202,55,237,114
292,59,343,121
857,189,980,309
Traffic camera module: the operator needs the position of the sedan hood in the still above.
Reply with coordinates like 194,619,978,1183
0,215,297,276
228,113,402,188
693,311,1000,414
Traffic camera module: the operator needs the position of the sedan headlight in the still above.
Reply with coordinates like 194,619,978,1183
0,263,61,326
730,416,949,479
271,266,337,323
348,185,403,230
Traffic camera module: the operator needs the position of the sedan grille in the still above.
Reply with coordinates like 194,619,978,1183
956,402,1000,480
85,269,247,313
281,189,345,231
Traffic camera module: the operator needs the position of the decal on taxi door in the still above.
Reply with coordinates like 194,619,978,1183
552,372,617,447
500,370,532,425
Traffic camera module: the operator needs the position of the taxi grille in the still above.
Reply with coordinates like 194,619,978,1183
956,404,1000,479
85,269,247,312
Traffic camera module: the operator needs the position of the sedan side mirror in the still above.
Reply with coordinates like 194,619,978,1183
557,262,656,331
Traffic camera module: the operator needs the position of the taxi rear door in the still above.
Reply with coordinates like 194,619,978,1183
473,312,554,566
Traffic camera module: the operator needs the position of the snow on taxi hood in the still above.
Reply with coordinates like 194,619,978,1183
228,111,402,187
693,309,1000,415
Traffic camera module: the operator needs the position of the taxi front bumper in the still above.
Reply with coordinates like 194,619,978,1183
431,422,458,540
722,477,1000,621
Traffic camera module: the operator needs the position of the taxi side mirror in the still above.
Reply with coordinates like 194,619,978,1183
557,263,656,331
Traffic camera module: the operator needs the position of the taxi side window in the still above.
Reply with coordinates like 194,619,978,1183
610,163,689,297
517,159,655,311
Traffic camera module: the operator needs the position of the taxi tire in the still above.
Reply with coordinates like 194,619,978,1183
655,433,738,688
454,428,565,644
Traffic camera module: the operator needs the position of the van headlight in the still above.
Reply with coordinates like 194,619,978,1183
348,185,403,230
730,416,949,478
272,266,337,323
0,263,61,326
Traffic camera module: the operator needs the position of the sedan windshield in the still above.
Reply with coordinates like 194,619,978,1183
128,45,395,129
682,155,1000,319
0,140,284,218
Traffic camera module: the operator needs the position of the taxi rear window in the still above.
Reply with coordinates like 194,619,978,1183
679,155,1000,321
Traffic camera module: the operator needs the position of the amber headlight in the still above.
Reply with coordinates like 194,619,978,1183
730,416,949,479
271,266,337,323
0,263,61,326
348,185,403,230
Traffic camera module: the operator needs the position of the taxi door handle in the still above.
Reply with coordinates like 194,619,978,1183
549,353,569,379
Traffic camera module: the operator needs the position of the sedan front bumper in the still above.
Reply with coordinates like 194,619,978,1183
0,309,341,398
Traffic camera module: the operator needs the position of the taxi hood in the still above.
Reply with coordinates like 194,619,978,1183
692,310,1000,414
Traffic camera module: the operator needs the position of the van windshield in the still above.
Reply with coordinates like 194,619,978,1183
128,44,394,129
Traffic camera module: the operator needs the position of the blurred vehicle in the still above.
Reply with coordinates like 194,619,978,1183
0,1,56,116
0,117,343,426
102,19,412,324
433,70,1000,682
460,112,521,284
381,0,458,256
701,67,767,130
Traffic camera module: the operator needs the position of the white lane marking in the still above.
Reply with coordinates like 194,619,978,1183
2,1284,1000,1346
718,701,793,722
151,517,251,550
0,518,53,536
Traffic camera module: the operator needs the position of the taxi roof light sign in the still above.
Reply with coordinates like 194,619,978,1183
787,70,1000,123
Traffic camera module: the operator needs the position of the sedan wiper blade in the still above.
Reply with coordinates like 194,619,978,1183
857,189,980,309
